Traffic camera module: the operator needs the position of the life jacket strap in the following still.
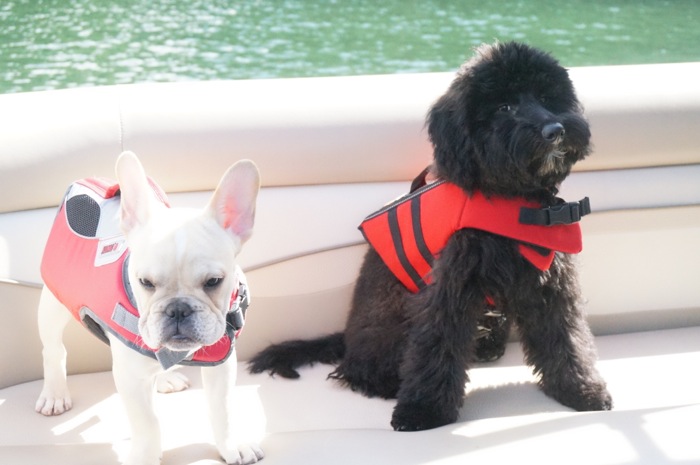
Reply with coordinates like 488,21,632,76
519,197,591,226
112,303,139,335
227,278,249,332
155,347,195,370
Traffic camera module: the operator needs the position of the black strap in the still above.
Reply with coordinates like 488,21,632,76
410,196,435,269
388,208,426,291
519,197,591,226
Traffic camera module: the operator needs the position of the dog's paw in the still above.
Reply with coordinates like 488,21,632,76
474,337,507,362
35,387,72,416
219,442,264,465
391,401,457,432
544,379,613,412
569,384,613,412
155,370,190,393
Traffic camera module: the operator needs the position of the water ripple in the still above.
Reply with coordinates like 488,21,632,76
0,0,698,94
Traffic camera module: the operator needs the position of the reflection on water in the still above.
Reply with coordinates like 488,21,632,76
1,0,698,94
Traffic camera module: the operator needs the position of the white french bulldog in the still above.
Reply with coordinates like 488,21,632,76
35,151,264,465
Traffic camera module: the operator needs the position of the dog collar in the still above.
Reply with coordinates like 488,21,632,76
359,173,590,293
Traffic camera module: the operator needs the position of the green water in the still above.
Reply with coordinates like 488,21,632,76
1,0,698,94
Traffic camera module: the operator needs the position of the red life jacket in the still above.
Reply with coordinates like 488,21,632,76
40,178,248,369
359,174,590,293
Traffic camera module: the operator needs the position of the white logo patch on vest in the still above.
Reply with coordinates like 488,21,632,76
95,235,127,267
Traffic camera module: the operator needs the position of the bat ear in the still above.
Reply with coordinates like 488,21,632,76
115,151,160,234
207,159,261,244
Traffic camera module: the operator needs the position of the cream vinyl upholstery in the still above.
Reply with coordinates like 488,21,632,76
1,63,699,464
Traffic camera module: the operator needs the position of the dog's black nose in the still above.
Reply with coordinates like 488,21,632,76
164,300,193,321
542,122,565,141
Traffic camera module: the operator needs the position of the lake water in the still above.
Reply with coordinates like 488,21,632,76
1,0,698,94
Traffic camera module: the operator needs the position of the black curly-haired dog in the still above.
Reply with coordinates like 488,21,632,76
250,41,612,431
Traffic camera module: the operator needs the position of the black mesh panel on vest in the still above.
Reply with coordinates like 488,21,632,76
66,194,101,237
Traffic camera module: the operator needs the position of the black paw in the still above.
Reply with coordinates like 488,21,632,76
575,386,613,411
474,336,507,362
544,380,613,412
474,308,509,362
391,401,457,431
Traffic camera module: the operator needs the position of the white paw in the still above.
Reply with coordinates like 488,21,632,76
220,443,264,465
35,388,72,416
155,370,190,393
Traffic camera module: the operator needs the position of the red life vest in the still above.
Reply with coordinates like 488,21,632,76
40,178,248,369
359,175,589,293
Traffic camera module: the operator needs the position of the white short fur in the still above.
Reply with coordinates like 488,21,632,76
35,151,264,465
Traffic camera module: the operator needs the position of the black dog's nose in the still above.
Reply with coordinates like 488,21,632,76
542,122,565,141
164,300,193,321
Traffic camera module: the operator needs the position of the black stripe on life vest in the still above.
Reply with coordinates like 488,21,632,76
411,196,434,268
388,208,425,291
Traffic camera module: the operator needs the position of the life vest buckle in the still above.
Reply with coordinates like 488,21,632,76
228,280,249,332
519,197,590,226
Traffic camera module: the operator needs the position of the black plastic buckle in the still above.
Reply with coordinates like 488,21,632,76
227,282,249,331
519,197,591,226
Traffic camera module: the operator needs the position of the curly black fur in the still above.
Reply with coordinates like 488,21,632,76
249,41,612,431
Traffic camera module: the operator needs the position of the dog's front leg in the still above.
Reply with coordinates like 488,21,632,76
516,255,613,412
391,232,484,431
202,353,264,465
109,334,162,465
35,287,73,416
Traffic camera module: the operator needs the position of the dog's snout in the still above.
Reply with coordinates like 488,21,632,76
164,300,193,321
542,122,565,141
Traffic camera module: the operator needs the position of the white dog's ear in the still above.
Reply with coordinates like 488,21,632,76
115,151,158,234
207,160,260,243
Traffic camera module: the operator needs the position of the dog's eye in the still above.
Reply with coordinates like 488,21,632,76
498,104,512,113
204,277,223,288
139,278,155,289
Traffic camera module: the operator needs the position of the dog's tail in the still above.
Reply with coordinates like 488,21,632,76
247,332,345,379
